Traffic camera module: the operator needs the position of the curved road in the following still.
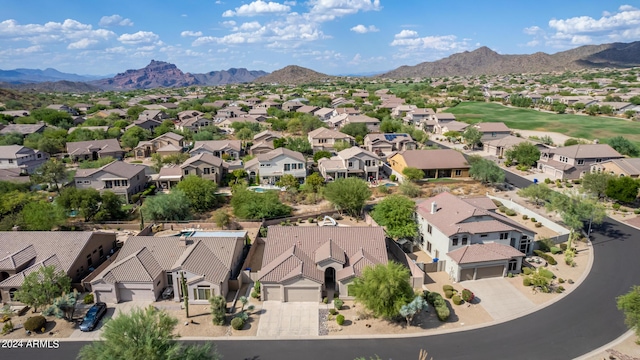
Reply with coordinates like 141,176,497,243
13,173,638,360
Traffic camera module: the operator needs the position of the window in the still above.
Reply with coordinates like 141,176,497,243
462,236,468,245
203,168,210,175
184,170,189,175
499,232,509,240
87,254,92,267
452,237,458,246
37,154,41,159
455,170,462,176
508,259,518,272
348,162,353,167
577,159,584,165
167,272,173,286
193,286,211,300
84,180,90,184
76,180,83,184
427,224,432,234
319,139,327,143
114,180,121,187
8,159,13,164
284,164,291,171
426,241,432,253
136,175,140,180
365,160,371,166
595,158,602,163
122,180,128,186
99,246,104,257
480,234,488,238
104,180,113,189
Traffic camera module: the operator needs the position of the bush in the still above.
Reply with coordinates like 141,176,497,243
634,209,640,215
442,285,454,292
334,299,344,310
24,316,46,332
452,295,463,305
83,293,94,304
231,317,244,330
534,250,558,265
308,218,315,223
535,222,543,228
461,289,474,303
336,314,345,325
523,278,532,286
544,178,551,184
613,203,621,210
550,246,562,254
390,175,396,182
538,268,555,279
505,209,516,216
331,213,343,221
322,297,329,304
329,308,338,315
523,267,533,275
530,218,537,222
522,215,528,220
498,206,507,213
426,292,442,306
558,278,565,283
2,320,13,335
491,199,503,207
444,290,454,299
251,290,259,299
435,305,450,321
559,243,567,251
557,286,565,292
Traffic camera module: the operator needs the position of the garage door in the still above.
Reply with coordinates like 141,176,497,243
118,288,154,302
460,268,474,281
475,265,504,280
284,287,318,302
262,286,281,301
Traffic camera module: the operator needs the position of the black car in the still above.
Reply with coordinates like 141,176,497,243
79,302,107,332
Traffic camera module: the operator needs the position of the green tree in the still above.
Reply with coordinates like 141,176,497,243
313,150,332,162
303,172,325,193
121,126,152,149
617,285,640,342
276,174,300,191
95,191,127,221
402,167,425,182
462,126,482,150
78,306,218,360
505,142,540,168
324,177,371,217
78,156,115,169
341,123,369,138
32,159,68,193
333,140,352,152
31,108,73,128
517,183,552,206
399,295,428,326
581,172,614,199
212,210,231,229
56,187,102,221
380,120,401,133
585,104,600,116
236,127,254,141
19,201,66,230
469,158,505,184
371,195,417,239
209,296,227,326
14,265,71,312
546,193,606,245
607,136,640,157
126,105,146,120
141,190,192,221
43,290,80,321
175,175,219,212
230,188,291,220
0,132,25,145
283,137,312,155
351,261,414,319
606,176,640,203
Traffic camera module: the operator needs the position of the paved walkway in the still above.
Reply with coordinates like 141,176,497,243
463,278,535,320
256,301,319,337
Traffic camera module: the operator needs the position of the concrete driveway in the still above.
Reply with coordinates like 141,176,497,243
462,278,535,321
69,301,151,339
256,301,319,337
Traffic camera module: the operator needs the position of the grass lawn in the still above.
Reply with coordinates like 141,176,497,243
448,102,640,146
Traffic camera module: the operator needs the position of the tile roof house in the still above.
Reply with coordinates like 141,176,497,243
176,116,214,133
258,226,390,302
250,131,283,155
133,132,184,159
344,115,380,132
537,144,623,180
0,145,49,174
245,147,306,185
307,127,354,152
473,122,511,142
318,146,381,181
66,139,124,162
590,158,640,178
91,235,246,304
483,135,548,158
415,192,533,282
388,149,470,181
0,123,46,137
364,133,417,157
181,153,227,184
74,161,147,202
190,140,243,160
0,231,117,303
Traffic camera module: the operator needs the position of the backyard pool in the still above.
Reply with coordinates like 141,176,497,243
248,186,284,193
383,183,397,187
176,230,247,237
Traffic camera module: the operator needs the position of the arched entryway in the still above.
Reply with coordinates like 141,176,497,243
324,267,336,292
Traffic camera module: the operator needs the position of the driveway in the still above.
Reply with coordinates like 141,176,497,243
256,301,319,337
462,278,535,321
68,301,151,339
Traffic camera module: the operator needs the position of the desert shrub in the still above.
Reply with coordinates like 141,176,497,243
534,250,558,265
523,267,533,275
557,286,565,292
377,185,390,194
336,314,345,325
24,316,46,332
251,290,259,299
612,203,621,210
435,305,450,321
491,199,503,207
83,293,94,304
544,178,551,184
334,299,344,310
452,295,463,305
442,285,454,292
498,206,507,213
538,268,555,279
399,182,421,197
523,277,532,286
508,272,514,278
522,215,528,220
550,246,563,254
558,278,565,283
559,243,567,251
557,184,563,188
308,218,315,223
329,308,338,315
565,183,573,188
535,222,543,228
505,209,516,216
322,297,329,304
572,179,581,184
444,290,454,299
634,209,640,215
331,213,343,220
2,320,13,335
426,292,442,306
390,175,397,182
461,289,474,303
530,217,537,222
231,317,244,330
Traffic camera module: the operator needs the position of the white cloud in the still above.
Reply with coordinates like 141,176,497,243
223,0,291,17
0,18,115,48
523,26,542,35
394,30,418,39
350,24,378,33
98,15,133,27
238,22,262,31
390,31,471,52
67,38,99,49
221,20,237,27
118,31,160,45
192,36,216,46
307,0,381,22
105,46,127,54
0,45,43,56
181,30,203,37
526,40,540,47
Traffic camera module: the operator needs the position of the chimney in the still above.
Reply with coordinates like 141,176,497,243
431,201,437,215
179,235,188,247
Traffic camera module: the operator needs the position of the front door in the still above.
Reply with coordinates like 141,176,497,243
324,267,336,292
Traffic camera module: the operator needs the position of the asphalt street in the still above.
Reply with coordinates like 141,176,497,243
9,168,639,360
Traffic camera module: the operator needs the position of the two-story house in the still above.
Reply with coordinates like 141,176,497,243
176,116,213,134
473,122,511,142
313,108,337,121
190,140,243,160
74,161,147,202
416,192,534,282
388,149,470,181
129,117,162,132
251,131,282,155
364,133,417,157
307,127,355,152
403,108,435,128
318,147,381,181
0,145,49,174
67,139,124,162
181,153,227,184
134,132,185,159
537,144,624,180
245,147,306,185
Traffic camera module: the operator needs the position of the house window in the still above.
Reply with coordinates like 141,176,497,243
193,286,211,300
8,159,13,164
122,180,128,186
204,168,210,175
426,241,432,253
84,180,90,184
455,170,462,176
595,158,602,163
508,259,518,272
99,246,104,257
104,180,113,189
427,224,432,234
499,232,509,240
319,139,327,143
452,237,458,246
348,162,353,167
167,272,173,286
37,154,42,159
480,234,488,238
284,164,291,171
462,236,468,245
365,160,371,166
577,159,584,165
76,180,83,184
114,180,121,187
87,254,92,267
184,170,189,175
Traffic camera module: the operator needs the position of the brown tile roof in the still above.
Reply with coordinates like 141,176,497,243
181,153,224,168
66,139,123,156
102,248,163,283
75,160,146,179
602,158,640,176
447,243,525,264
191,140,242,153
308,127,353,140
474,122,510,133
392,149,469,170
544,144,622,159
172,240,229,284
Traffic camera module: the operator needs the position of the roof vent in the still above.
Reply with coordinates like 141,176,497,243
431,201,437,214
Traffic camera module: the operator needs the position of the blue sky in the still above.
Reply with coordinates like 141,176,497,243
1,1,640,76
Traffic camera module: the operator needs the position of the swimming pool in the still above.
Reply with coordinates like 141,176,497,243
248,185,284,193
177,230,247,237
383,183,398,187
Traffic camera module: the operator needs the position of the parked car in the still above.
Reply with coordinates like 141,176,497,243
79,302,107,332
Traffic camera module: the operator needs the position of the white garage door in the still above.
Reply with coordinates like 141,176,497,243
475,265,505,280
118,288,154,302
284,287,317,302
94,289,116,304
262,286,281,301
